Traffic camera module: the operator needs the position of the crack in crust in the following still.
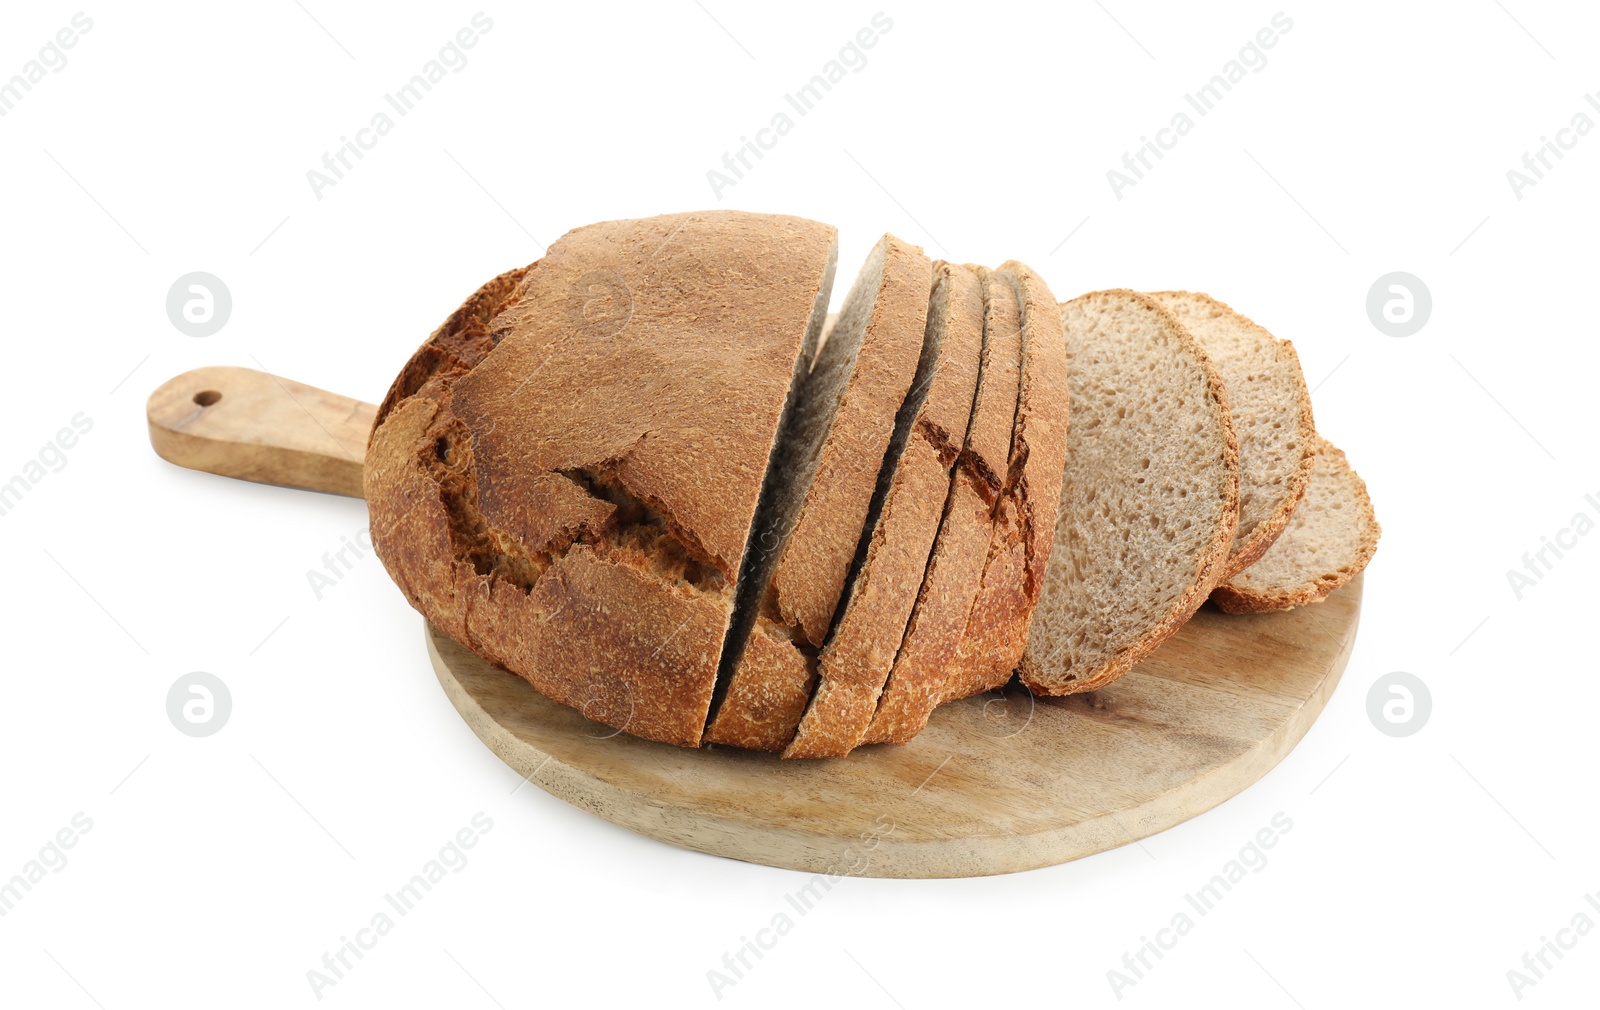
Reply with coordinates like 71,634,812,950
374,265,533,427
915,416,1003,507
376,263,723,606
422,412,726,601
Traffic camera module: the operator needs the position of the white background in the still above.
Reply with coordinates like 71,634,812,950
1,1,1596,1007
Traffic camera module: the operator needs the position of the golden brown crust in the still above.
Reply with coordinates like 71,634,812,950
1148,291,1317,579
1017,290,1240,697
768,236,934,647
940,499,1028,704
504,548,730,746
860,265,995,746
996,263,1071,653
1212,436,1380,614
783,262,983,759
938,262,1069,704
931,267,1022,705
366,212,838,748
374,266,531,428
700,612,817,751
366,376,735,748
705,236,931,751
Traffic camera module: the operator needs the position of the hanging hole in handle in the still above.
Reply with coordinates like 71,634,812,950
193,390,222,407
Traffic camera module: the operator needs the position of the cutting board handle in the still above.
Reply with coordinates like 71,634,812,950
147,366,375,498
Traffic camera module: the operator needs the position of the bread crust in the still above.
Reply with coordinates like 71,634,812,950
373,266,531,428
769,236,934,647
928,268,1023,706
1212,436,1379,613
366,212,838,748
783,261,982,758
1149,291,1316,579
1017,290,1240,697
860,265,997,746
938,262,1070,704
704,235,931,751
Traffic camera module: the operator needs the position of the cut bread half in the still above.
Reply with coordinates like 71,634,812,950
1212,436,1379,613
365,212,838,748
860,264,1002,746
938,262,1071,705
705,234,932,750
784,261,983,759
1149,291,1315,578
1017,290,1239,697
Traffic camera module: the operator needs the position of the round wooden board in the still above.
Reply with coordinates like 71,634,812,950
427,575,1362,878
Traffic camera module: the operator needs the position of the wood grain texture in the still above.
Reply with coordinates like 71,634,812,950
430,575,1362,878
147,366,375,497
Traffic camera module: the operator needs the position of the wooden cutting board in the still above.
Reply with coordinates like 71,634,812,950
149,366,1361,878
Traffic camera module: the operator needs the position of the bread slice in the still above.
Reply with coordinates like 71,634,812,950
783,261,983,758
860,264,1001,746
1016,290,1239,696
365,212,837,748
1212,436,1379,613
1149,292,1315,577
938,262,1071,704
704,235,932,750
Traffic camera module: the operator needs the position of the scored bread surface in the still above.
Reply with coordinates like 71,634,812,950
860,264,1000,746
783,261,983,758
1016,290,1239,697
1212,436,1379,613
704,234,932,750
1149,291,1315,578
365,211,837,748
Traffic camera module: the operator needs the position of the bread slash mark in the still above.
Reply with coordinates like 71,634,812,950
423,421,725,599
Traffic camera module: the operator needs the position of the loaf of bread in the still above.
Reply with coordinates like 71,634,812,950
367,212,1376,755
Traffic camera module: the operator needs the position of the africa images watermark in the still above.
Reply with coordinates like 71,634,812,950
1106,812,1295,1000
0,413,94,519
1505,490,1600,600
1505,94,1600,200
306,524,376,600
706,12,894,199
1106,12,1294,200
0,813,95,918
1505,891,1600,1000
0,13,93,118
705,814,894,1000
304,812,495,1000
305,13,495,200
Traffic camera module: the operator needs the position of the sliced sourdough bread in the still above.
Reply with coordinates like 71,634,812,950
1016,290,1239,696
938,262,1071,705
1149,291,1316,577
860,264,1001,746
1213,436,1379,613
365,211,837,748
704,234,932,750
783,261,983,759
